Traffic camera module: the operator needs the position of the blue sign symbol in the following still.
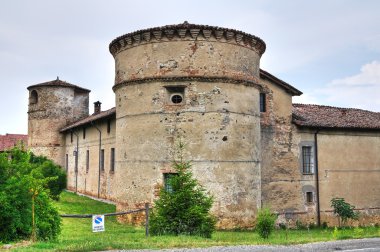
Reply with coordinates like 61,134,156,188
95,216,103,224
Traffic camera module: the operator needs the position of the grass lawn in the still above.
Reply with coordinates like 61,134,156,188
11,191,380,251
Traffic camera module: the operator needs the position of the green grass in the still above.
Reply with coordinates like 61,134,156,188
11,191,380,251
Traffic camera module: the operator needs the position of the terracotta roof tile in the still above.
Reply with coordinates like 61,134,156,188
109,21,266,56
60,107,116,132
27,78,90,93
292,104,380,130
0,134,28,151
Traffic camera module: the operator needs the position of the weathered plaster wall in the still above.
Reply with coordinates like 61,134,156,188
260,78,306,217
295,129,380,226
114,40,260,83
111,27,264,228
114,81,261,228
317,131,380,211
65,119,116,199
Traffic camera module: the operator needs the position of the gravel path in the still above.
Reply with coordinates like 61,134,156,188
103,238,380,252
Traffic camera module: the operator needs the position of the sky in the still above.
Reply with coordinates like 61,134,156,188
1,0,379,135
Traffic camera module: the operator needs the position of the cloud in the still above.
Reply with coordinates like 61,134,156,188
292,93,320,105
314,61,380,111
330,61,380,87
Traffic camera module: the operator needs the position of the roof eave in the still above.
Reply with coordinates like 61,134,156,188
260,69,302,96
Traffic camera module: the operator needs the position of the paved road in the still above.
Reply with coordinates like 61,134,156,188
106,238,380,252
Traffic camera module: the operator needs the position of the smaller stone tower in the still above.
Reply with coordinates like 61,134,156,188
27,78,90,166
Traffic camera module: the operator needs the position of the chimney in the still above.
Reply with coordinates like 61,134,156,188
94,101,102,114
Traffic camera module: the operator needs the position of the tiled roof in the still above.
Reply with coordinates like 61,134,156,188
60,107,116,132
292,104,380,130
109,21,266,56
27,78,90,93
260,69,302,96
0,134,28,151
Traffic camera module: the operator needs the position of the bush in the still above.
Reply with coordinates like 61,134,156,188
322,221,328,229
0,147,62,242
149,141,216,238
255,207,277,239
30,154,67,200
331,197,358,227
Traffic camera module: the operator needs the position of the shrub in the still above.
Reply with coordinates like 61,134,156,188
30,154,67,200
295,219,307,230
278,222,287,230
149,141,216,238
0,147,62,242
322,221,328,229
255,207,277,239
331,197,358,227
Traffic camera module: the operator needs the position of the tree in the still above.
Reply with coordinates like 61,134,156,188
0,147,63,242
255,207,277,239
331,197,358,227
149,141,216,238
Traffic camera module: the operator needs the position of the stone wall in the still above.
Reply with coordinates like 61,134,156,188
28,86,89,166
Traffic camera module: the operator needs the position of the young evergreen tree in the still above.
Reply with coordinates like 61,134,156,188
149,141,216,238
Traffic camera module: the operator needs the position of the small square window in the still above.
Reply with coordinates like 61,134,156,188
166,86,185,105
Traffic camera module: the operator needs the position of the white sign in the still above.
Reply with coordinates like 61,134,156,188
92,215,105,232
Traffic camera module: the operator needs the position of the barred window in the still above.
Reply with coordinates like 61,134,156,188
302,146,313,174
163,173,177,193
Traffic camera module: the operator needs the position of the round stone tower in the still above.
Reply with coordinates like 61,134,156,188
27,78,90,166
109,22,266,228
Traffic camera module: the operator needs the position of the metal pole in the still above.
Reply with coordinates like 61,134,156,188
72,131,79,193
91,121,102,198
145,203,149,237
314,129,321,226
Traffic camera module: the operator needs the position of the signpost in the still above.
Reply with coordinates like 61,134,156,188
92,215,105,232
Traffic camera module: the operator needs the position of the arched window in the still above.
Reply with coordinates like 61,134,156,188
29,90,38,104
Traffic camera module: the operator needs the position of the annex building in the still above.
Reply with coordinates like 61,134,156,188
27,22,380,228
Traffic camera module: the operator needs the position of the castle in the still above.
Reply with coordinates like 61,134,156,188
27,22,380,228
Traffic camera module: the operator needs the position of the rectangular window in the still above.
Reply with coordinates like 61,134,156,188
83,127,86,139
306,192,313,203
100,149,104,171
86,150,89,173
163,173,177,193
302,146,313,174
65,154,69,172
260,93,266,112
110,148,115,172
107,120,111,134
70,132,73,143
